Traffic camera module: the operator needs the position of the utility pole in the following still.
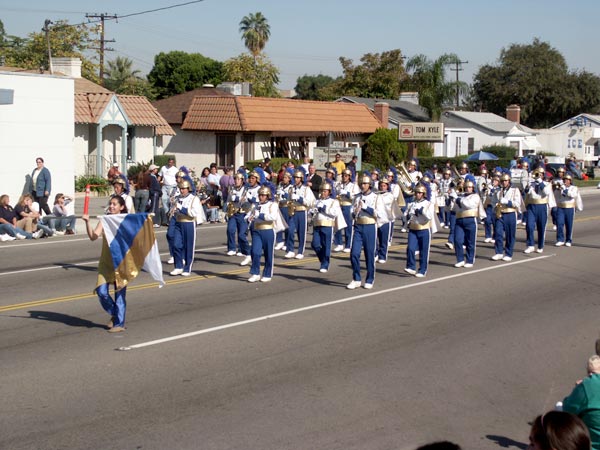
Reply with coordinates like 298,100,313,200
86,13,117,85
43,19,53,74
446,59,468,110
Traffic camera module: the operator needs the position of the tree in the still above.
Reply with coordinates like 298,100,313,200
403,53,468,121
472,38,600,128
365,128,406,168
239,12,271,59
147,51,224,99
294,74,336,100
223,53,280,98
104,56,156,98
0,19,100,82
332,49,407,99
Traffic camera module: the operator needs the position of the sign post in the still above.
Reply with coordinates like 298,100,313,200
398,122,445,160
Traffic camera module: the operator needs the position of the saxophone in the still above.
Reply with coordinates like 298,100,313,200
287,185,296,217
226,186,238,218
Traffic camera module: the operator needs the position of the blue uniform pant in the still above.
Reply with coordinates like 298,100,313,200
454,217,477,264
286,210,307,255
311,226,333,270
447,212,456,243
406,228,431,275
494,212,517,257
96,283,127,327
227,213,250,255
350,223,376,284
556,207,575,244
172,221,196,272
484,204,494,239
276,206,290,244
340,205,353,249
525,204,548,249
377,222,392,261
166,216,177,257
250,228,275,278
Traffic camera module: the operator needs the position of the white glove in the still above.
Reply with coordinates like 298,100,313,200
449,191,458,199
500,198,509,205
176,203,183,210
292,193,299,201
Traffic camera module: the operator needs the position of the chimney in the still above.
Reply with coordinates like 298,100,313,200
374,102,389,127
506,104,521,124
51,57,82,78
399,92,419,105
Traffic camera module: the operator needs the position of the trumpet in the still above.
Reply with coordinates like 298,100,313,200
395,161,415,196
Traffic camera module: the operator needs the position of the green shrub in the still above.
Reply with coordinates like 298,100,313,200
75,175,111,194
153,155,175,169
127,161,151,181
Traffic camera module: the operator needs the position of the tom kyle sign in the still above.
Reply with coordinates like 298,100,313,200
398,123,444,142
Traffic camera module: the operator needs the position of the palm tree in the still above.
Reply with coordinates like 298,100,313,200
104,56,141,93
239,12,270,60
405,53,468,120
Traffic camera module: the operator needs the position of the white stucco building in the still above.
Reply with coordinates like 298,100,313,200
535,114,600,165
0,69,74,207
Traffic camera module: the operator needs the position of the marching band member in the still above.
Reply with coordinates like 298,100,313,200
107,176,134,214
237,170,262,266
275,169,294,251
491,173,523,262
335,169,359,253
482,175,500,243
404,184,433,278
226,172,251,258
386,168,403,245
375,177,395,264
444,177,462,250
458,162,470,180
554,174,583,247
551,166,566,230
247,186,284,282
170,179,203,276
370,169,380,192
347,175,384,289
284,169,316,260
451,177,485,268
523,167,555,253
438,168,453,228
475,168,489,200
401,159,422,232
311,182,346,273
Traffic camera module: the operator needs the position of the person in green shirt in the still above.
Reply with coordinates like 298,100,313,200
562,355,600,450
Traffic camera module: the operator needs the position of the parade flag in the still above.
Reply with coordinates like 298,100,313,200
96,213,165,290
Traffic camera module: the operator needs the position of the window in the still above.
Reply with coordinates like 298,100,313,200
468,138,474,153
216,134,236,167
455,136,462,155
242,134,254,162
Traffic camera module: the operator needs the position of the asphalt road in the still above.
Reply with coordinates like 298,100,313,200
1,191,599,450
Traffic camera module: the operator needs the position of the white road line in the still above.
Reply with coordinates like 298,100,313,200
118,254,554,351
0,246,227,277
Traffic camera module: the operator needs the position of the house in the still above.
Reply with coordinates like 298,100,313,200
48,58,175,177
337,92,430,129
534,114,600,165
0,67,75,207
436,105,541,158
158,96,384,170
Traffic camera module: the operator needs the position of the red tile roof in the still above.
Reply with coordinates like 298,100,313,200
152,87,234,125
181,97,382,134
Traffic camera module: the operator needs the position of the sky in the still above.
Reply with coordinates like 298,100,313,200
1,0,599,91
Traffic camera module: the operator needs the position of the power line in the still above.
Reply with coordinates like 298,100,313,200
85,14,117,84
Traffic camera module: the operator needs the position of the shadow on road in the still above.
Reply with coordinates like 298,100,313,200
485,434,527,449
53,263,98,272
27,310,106,329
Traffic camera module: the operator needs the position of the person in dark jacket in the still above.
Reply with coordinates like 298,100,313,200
31,157,52,215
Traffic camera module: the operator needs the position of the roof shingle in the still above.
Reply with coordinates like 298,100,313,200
182,97,382,134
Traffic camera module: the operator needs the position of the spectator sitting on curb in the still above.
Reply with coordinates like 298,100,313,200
51,193,77,235
0,194,42,239
14,194,53,237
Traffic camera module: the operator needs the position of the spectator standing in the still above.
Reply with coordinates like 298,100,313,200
219,167,235,205
107,163,121,182
306,164,322,198
148,164,162,227
158,158,178,222
52,193,77,234
263,158,273,180
31,157,52,215
207,164,222,196
346,155,358,172
330,153,346,181
134,166,152,213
